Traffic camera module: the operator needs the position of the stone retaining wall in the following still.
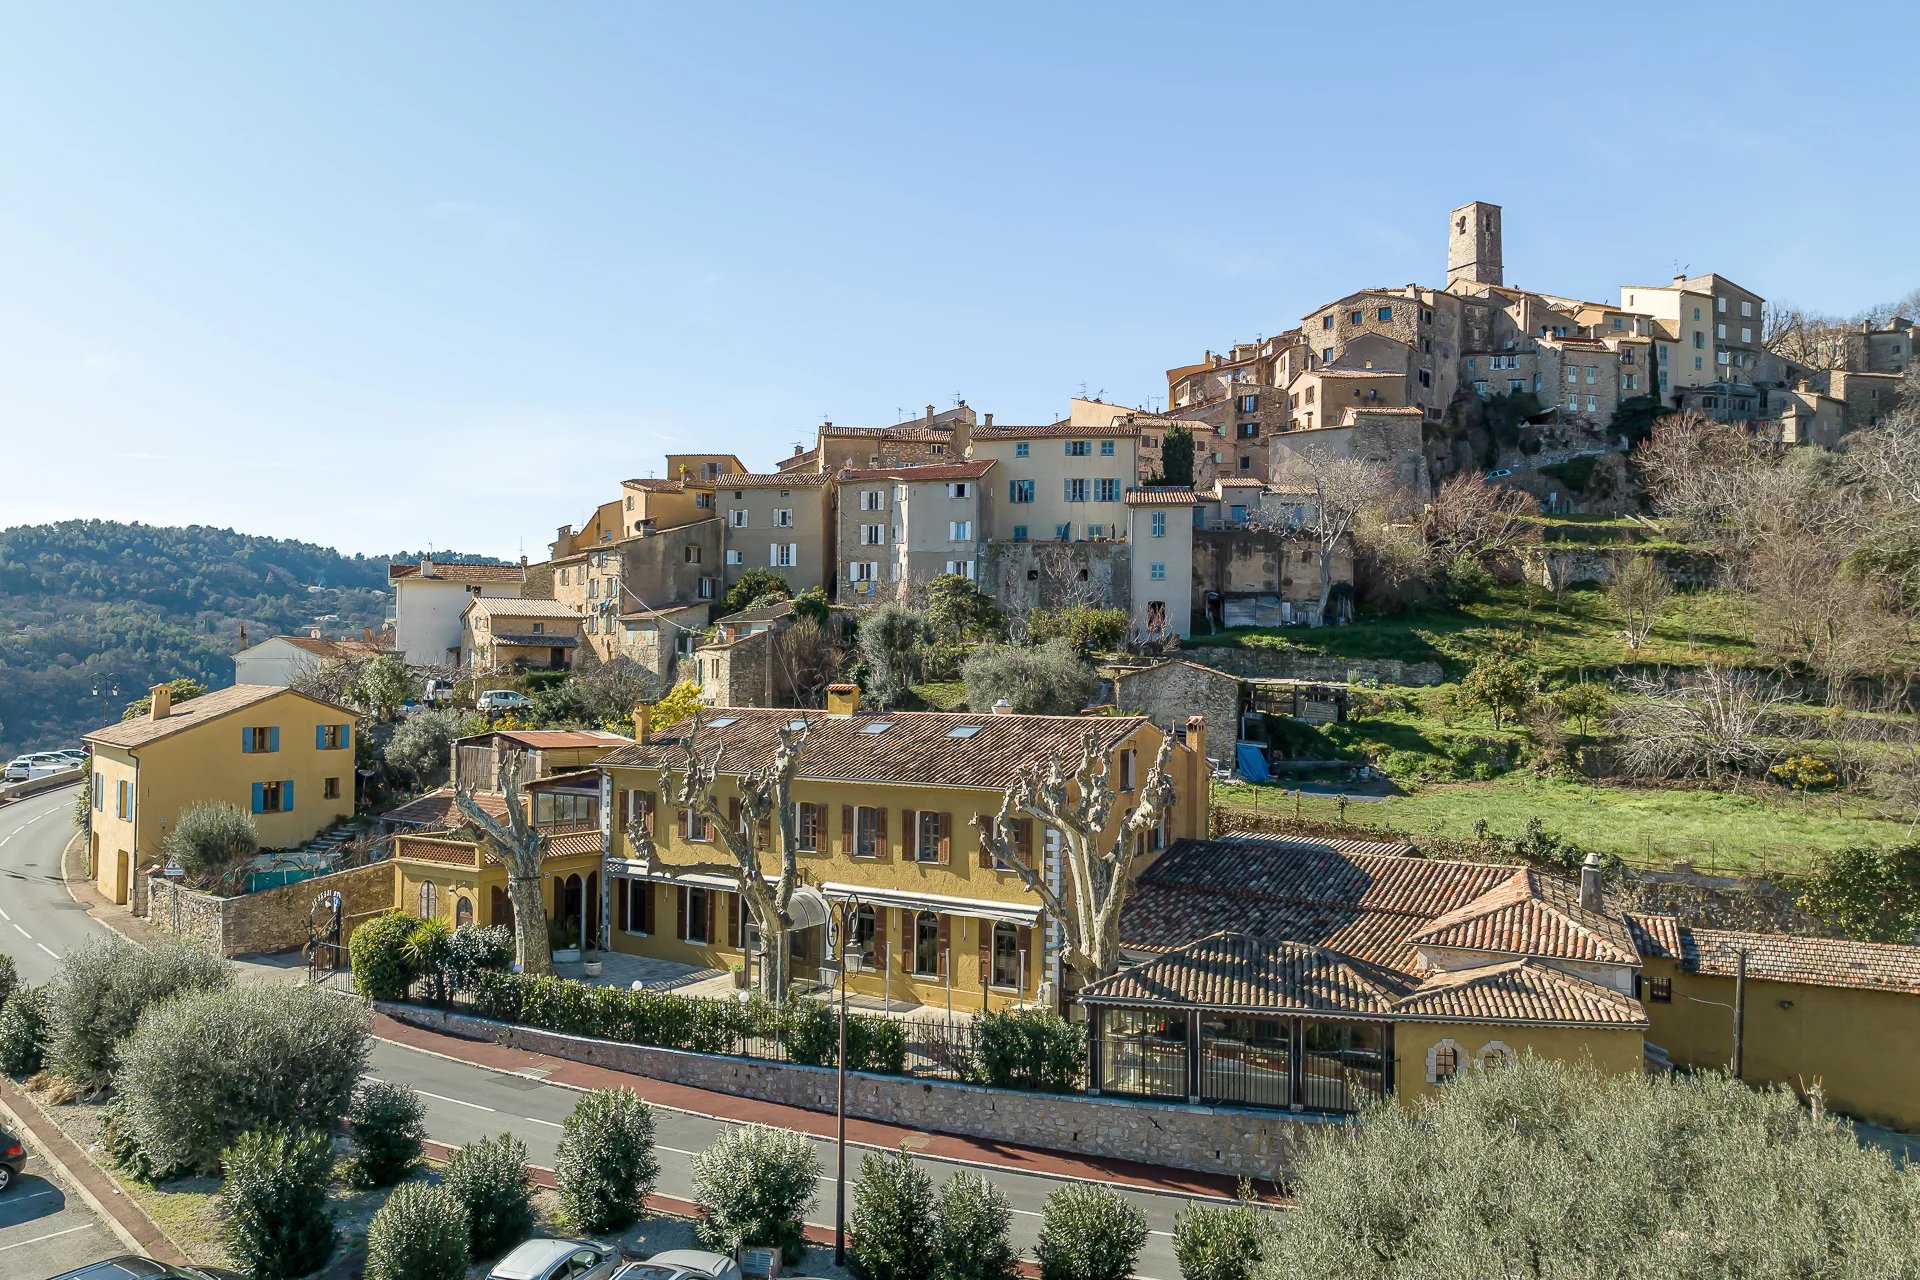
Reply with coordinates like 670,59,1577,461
1183,645,1444,687
144,861,395,957
381,1003,1330,1181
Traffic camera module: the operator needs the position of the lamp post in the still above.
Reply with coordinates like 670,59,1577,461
831,892,863,1267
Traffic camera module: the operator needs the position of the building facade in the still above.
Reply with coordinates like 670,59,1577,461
389,559,528,667
459,597,587,671
716,472,836,595
832,460,995,601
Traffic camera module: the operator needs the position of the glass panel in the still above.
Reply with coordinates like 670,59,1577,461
992,923,1019,988
1199,1015,1291,1109
1299,1020,1388,1114
1099,1008,1186,1099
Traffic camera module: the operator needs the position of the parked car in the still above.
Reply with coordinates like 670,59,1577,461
0,1124,26,1190
486,1238,619,1280
1486,467,1514,479
615,1251,745,1280
50,1257,242,1280
3,753,70,782
49,749,90,767
476,689,532,713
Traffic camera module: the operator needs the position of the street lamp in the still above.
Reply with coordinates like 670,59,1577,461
829,891,864,1267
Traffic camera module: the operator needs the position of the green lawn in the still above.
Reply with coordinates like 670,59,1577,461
1213,777,1912,875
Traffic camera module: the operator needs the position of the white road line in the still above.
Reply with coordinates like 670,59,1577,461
523,1117,563,1129
10,923,29,940
416,1089,495,1112
36,943,60,960
0,1223,95,1253
5,1188,59,1203
0,905,10,920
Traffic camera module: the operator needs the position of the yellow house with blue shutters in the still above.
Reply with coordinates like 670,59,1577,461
83,683,359,905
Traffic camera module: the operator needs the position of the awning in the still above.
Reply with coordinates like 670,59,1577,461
605,860,737,893
820,881,1042,926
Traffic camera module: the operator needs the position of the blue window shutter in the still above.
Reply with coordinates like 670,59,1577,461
316,725,326,751
251,783,265,814
242,728,252,753
283,780,294,812
268,726,280,753
340,723,351,749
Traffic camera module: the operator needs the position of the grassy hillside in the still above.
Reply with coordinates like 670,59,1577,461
0,520,485,757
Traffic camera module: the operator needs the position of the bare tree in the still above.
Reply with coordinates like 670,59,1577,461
289,656,366,708
773,617,845,709
622,716,809,1001
1610,669,1800,786
1292,448,1398,626
1607,554,1672,650
973,731,1175,987
1422,472,1540,570
456,751,553,976
1763,302,1861,371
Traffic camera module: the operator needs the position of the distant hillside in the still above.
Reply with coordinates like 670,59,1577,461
0,520,496,758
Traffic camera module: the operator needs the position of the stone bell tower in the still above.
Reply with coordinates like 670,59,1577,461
1447,200,1504,288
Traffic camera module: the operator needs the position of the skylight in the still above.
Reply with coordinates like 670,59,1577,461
859,721,893,734
946,724,982,738
787,719,807,730
708,716,738,728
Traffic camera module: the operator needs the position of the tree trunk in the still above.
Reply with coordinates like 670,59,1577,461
1316,547,1334,626
507,873,553,976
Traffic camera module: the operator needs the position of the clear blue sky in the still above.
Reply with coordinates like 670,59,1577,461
4,2,1916,558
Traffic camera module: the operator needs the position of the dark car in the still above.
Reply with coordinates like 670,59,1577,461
50,1258,243,1280
0,1125,25,1191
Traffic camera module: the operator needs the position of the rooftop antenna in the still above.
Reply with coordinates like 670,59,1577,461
1095,388,1105,400
1079,380,1089,397
952,392,963,407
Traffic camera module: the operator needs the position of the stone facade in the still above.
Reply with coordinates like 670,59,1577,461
548,520,723,664
1191,527,1349,625
981,541,1131,619
1268,409,1431,501
382,1003,1329,1180
1110,660,1241,763
142,860,395,957
1183,646,1443,687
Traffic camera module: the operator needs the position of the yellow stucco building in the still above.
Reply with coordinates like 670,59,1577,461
594,687,1210,1013
84,683,359,905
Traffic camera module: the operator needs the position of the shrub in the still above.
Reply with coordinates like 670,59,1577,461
444,1132,535,1260
48,935,230,1089
162,800,259,892
101,1096,176,1181
467,971,777,1058
115,984,368,1175
365,1181,469,1280
961,640,1098,716
385,708,464,784
720,568,792,617
850,1146,936,1280
1442,554,1496,604
779,1001,908,1073
442,923,515,994
691,1123,819,1264
347,1080,426,1187
555,1088,659,1232
857,603,932,709
1172,1193,1274,1280
350,911,423,1001
1036,1184,1148,1280
219,1128,336,1280
405,916,455,1003
0,952,16,1013
1027,606,1129,653
1800,841,1920,944
0,984,50,1076
935,1169,1019,1280
973,1008,1085,1093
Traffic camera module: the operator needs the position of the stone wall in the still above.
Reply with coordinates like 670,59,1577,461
981,542,1131,618
144,860,396,957
1191,527,1347,616
1183,645,1444,687
382,1002,1330,1180
1111,661,1241,760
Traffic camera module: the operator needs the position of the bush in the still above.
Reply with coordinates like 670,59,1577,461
1036,1184,1148,1280
468,971,779,1059
1800,841,1920,944
442,923,515,994
1028,606,1129,653
850,1146,936,1280
555,1088,659,1232
162,800,259,892
1172,1194,1274,1280
350,911,423,1001
101,1096,176,1181
347,1080,426,1187
444,1132,535,1260
720,568,792,617
115,984,369,1175
365,1181,469,1280
1442,554,1496,604
405,916,455,1003
936,1169,1019,1280
0,953,16,1014
857,603,932,709
48,935,230,1089
0,984,50,1076
219,1128,336,1280
385,708,464,784
780,1001,907,1073
691,1123,819,1264
961,639,1098,716
973,1008,1085,1093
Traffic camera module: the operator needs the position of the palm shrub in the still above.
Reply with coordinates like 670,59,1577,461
1172,1191,1274,1280
219,1128,336,1280
849,1146,936,1280
1036,1184,1148,1280
365,1182,470,1280
0,984,46,1076
554,1088,659,1232
972,1008,1085,1093
691,1123,819,1264
347,1079,426,1187
404,916,455,1004
936,1169,1019,1280
444,1132,535,1260
350,910,423,1000
114,983,368,1174
48,935,230,1089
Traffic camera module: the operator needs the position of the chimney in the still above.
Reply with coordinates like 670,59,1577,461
1672,273,1687,285
419,557,435,578
147,683,173,721
1184,714,1207,767
237,623,248,651
983,413,994,428
826,684,861,717
519,554,529,568
1579,848,1605,914
631,701,651,745
362,626,373,642
992,698,1014,715
924,404,935,424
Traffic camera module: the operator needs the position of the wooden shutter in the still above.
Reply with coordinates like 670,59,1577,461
1017,819,1033,860
937,812,952,864
639,882,654,934
758,811,772,851
978,918,992,983
873,807,889,859
902,809,917,860
841,805,854,855
705,891,717,946
678,807,690,841
1017,925,1033,988
977,818,994,869
647,792,661,837
729,797,741,836
936,914,950,978
676,887,688,940
617,789,631,829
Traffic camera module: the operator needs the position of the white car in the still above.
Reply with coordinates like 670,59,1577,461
615,1252,744,1280
486,1238,618,1280
476,689,532,713
3,753,71,782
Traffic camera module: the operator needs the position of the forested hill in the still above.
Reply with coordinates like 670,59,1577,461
0,520,490,757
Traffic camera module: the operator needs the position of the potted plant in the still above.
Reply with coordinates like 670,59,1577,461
549,914,583,965
731,961,747,990
582,944,603,978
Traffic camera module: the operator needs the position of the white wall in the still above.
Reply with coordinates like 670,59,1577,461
1127,505,1193,639
233,639,318,687
395,580,523,665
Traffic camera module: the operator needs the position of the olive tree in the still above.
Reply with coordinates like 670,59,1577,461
162,800,259,893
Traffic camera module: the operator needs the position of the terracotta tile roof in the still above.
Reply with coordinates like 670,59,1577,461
1123,881,1442,972
1312,368,1405,379
1630,916,1920,995
621,478,687,491
1124,487,1197,505
973,423,1135,440
1392,960,1647,1026
86,685,355,750
495,633,580,648
1408,868,1640,966
380,788,509,828
713,600,795,626
464,597,585,620
1213,477,1266,488
1081,932,1413,1015
775,449,820,472
715,472,834,488
389,561,525,584
822,423,955,441
1340,406,1424,417
836,461,995,482
483,729,632,750
600,708,1148,792
275,635,389,659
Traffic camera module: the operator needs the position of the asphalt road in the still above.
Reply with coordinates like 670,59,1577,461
0,1163,123,1280
0,784,1206,1278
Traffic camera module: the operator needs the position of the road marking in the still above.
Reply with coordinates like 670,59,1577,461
5,1188,58,1203
416,1089,495,1112
10,923,29,940
523,1117,562,1129
36,943,60,960
0,1223,95,1253
0,905,10,920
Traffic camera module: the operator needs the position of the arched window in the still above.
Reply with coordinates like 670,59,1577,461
418,880,438,920
1427,1037,1461,1084
1477,1041,1513,1072
455,896,474,928
913,911,940,977
991,921,1020,989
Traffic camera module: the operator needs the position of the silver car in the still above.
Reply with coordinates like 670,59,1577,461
486,1238,619,1280
614,1251,745,1280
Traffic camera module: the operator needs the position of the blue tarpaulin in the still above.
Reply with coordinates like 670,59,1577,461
1235,742,1270,783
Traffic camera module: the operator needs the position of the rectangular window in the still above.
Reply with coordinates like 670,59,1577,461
323,777,341,800
1009,479,1034,504
1322,347,1334,362
1065,478,1089,503
1239,394,1257,412
1118,748,1136,791
773,543,797,568
318,724,349,750
1566,366,1579,385
1086,524,1105,540
725,549,742,565
1694,356,1704,371
1349,309,1362,324
683,886,709,943
915,811,945,863
256,780,288,813
728,509,748,528
1587,395,1598,412
1646,976,1672,1003
861,524,886,545
854,805,884,857
1508,379,1525,393
1055,522,1072,540
1740,327,1751,344
1377,306,1391,322
1717,323,1727,340
1012,524,1028,542
773,508,792,527
848,561,878,582
1740,300,1753,318
685,545,701,564
1585,366,1598,384
949,520,972,541
1065,441,1091,457
1149,562,1165,581
1014,442,1029,458
947,482,970,498
1150,512,1166,537
699,577,715,599
1693,331,1705,349
796,802,821,852
1717,296,1727,313
1321,314,1333,329
1100,440,1115,456
1094,478,1120,502
1473,380,1489,395
684,809,712,842
116,779,131,820
247,727,278,753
